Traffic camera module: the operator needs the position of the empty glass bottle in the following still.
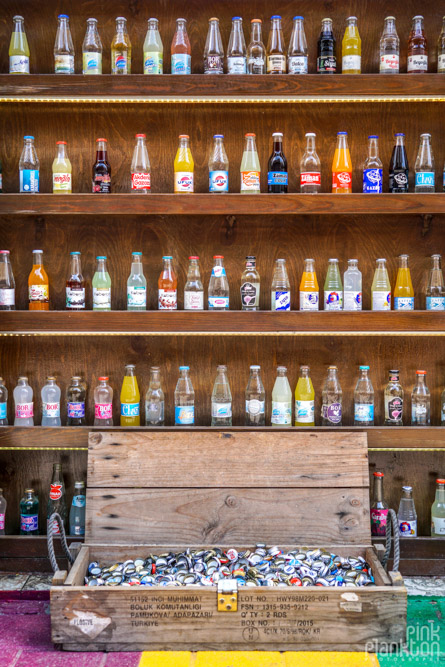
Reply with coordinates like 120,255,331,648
372,258,391,311
321,366,342,426
20,488,39,535
82,18,102,74
247,19,265,73
389,133,409,193
380,16,399,73
300,133,321,193
411,370,430,425
426,254,445,310
143,18,163,74
0,378,7,426
127,252,147,311
324,259,343,311
271,366,292,427
227,17,246,74
431,479,445,536
415,133,435,192
245,365,265,426
407,15,428,73
175,366,194,425
47,463,67,535
0,250,15,310
438,17,445,73
14,377,33,426
93,256,111,311
354,365,374,425
66,251,85,310
370,472,389,537
69,481,86,536
363,135,383,193
211,365,232,426
384,370,403,426
0,488,6,535
209,134,229,193
145,367,165,426
208,256,229,310
184,256,204,310
267,132,288,193
111,17,131,74
54,14,74,74
41,376,61,427
343,259,362,311
241,256,260,311
204,18,224,74
66,376,86,426
94,376,113,426
317,18,336,73
267,15,286,73
288,16,308,74
19,135,39,193
398,485,417,536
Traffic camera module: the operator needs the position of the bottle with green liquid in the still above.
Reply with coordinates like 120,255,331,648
92,256,111,311
144,18,163,74
9,16,30,73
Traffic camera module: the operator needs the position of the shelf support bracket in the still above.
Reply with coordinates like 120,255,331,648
421,214,433,237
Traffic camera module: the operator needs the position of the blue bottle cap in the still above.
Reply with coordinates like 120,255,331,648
24,135,34,140
271,15,282,19
368,135,378,138
96,255,107,259
293,16,304,20
58,14,69,19
132,251,142,255
337,131,348,135
213,134,224,138
179,366,190,370
359,365,370,370
162,255,173,260
394,132,405,136
232,16,242,20
70,251,81,255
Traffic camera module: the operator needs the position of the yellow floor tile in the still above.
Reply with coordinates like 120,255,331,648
284,652,379,667
139,651,192,667
195,652,284,667
139,652,380,667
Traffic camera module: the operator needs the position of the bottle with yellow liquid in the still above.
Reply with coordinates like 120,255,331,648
299,258,319,311
295,365,315,426
342,16,361,74
111,17,131,74
120,364,140,426
52,141,72,194
174,135,194,193
9,16,30,73
394,254,414,310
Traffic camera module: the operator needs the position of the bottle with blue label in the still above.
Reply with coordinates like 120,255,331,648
82,18,102,75
271,366,292,427
354,365,374,425
120,364,140,426
415,133,435,192
69,481,86,536
175,366,195,425
426,254,445,310
19,136,39,193
324,258,343,311
267,132,288,193
343,259,362,311
171,18,191,74
208,255,229,310
209,135,229,192
144,18,163,74
394,254,414,310
111,17,131,75
271,258,291,311
0,378,7,425
211,365,232,426
20,488,39,535
363,135,383,193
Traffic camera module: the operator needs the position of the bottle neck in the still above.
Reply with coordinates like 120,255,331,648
300,368,309,379
374,477,384,502
305,135,316,152
244,137,257,152
214,258,224,268
304,260,315,273
18,379,28,387
150,370,160,385
13,19,25,32
125,366,135,378
96,259,106,273
70,255,81,275
148,19,158,32
432,256,441,271
416,375,426,388
272,137,283,153
398,256,409,270
131,256,142,273
368,138,379,158
251,23,262,42
179,138,189,150
376,260,387,271
116,20,126,36
321,20,333,35
33,252,43,266
412,18,423,35
57,144,67,160
436,486,445,502
337,135,348,150
384,18,396,34
96,141,107,158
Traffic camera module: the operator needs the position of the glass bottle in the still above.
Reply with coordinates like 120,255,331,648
426,254,445,311
240,133,261,193
342,16,361,74
415,133,435,192
19,135,39,193
94,376,113,426
411,370,430,425
120,364,140,427
92,256,111,311
0,378,8,426
66,376,86,426
407,15,428,73
209,134,229,193
14,377,33,426
438,17,445,73
442,386,445,425
324,258,343,311
295,365,315,426
47,463,67,535
158,256,177,310
69,481,86,537
66,251,85,310
9,15,30,73
271,258,291,311
145,366,165,426
241,256,260,311
20,489,39,535
267,132,288,193
300,258,319,311
389,133,409,193
92,138,111,193
127,251,147,311
82,18,102,74
174,135,194,193
384,370,403,425
41,376,61,427
394,254,414,310
131,134,151,193
380,16,399,73
208,256,229,310
184,256,204,310
227,17,246,74
343,259,362,311
204,18,224,74
332,132,352,194
28,249,49,311
171,18,191,74
0,488,6,535
398,485,417,536
354,365,374,425
0,250,15,310
288,16,308,74
144,18,163,74
372,258,391,311
111,17,131,74
317,18,336,73
175,366,194,425
211,365,232,426
247,19,266,74
431,479,445,536
245,365,265,426
54,14,74,74
271,366,292,427
363,136,383,193
370,472,389,537
52,141,72,194
321,366,342,426
267,15,286,74
300,133,321,193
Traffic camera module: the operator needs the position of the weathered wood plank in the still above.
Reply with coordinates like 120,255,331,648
52,570,67,586
65,547,90,587
365,547,391,586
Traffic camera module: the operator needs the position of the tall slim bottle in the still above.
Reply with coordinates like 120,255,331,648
438,17,445,72
394,254,414,310
0,250,15,310
354,365,374,425
271,366,292,427
66,376,86,426
175,366,194,425
342,16,361,74
300,133,321,193
407,15,428,73
317,18,336,73
426,254,445,310
111,17,131,74
28,249,49,311
247,19,266,74
380,16,399,73
120,364,140,426
295,365,315,426
371,258,391,311
271,258,291,311
300,258,319,311
204,18,224,74
0,378,8,425
145,367,165,426
184,256,204,310
9,16,30,73
211,365,232,426
371,472,389,536
240,256,260,311
171,19,191,74
174,135,194,193
227,17,247,74
267,16,286,74
411,370,430,425
94,376,113,426
384,370,403,425
69,481,86,536
82,18,102,74
158,256,177,310
343,259,362,311
208,256,229,310
398,486,417,536
144,18,163,74
19,136,39,193
267,132,288,193
209,134,229,193
389,133,409,193
332,132,352,193
54,14,74,74
92,138,111,193
288,16,308,74
0,488,6,534
66,252,85,310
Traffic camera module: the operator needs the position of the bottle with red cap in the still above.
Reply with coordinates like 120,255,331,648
174,135,194,193
52,140,72,194
370,471,388,537
431,479,445,536
131,134,150,193
92,138,111,193
184,256,204,310
94,376,113,425
47,463,67,536
240,133,261,194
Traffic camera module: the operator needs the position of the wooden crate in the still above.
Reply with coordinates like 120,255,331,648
50,431,407,651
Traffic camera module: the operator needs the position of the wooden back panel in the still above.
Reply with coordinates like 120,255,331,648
86,430,370,545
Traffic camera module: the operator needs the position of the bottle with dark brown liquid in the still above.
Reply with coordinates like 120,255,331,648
407,15,428,73
92,137,111,192
66,251,85,310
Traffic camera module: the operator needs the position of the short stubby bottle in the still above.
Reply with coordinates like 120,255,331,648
407,15,428,73
92,256,111,311
174,135,194,193
370,472,389,537
0,250,16,311
120,364,140,426
288,16,308,74
94,376,113,426
271,258,290,311
227,17,247,74
343,259,362,311
14,376,33,426
245,365,265,426
240,256,260,311
240,133,261,193
398,485,417,536
415,133,435,192
394,254,414,310
145,367,165,426
426,254,445,310
389,133,409,193
342,16,361,74
299,258,319,311
0,377,8,425
271,366,292,427
267,132,288,193
204,18,224,74
82,18,102,74
127,251,147,311
158,256,177,310
9,15,30,74
144,18,163,74
380,16,399,73
66,251,85,310
371,258,391,311
175,366,194,425
131,134,151,193
211,365,232,426
295,365,315,426
363,136,383,193
66,376,86,426
54,14,74,74
384,369,403,425
111,16,131,74
41,376,61,427
267,15,286,73
20,488,39,535
171,18,191,74
20,136,39,193
209,135,229,193
317,18,336,73
184,256,204,310
411,370,430,425
321,366,342,426
208,255,229,310
300,133,321,193
354,365,374,425
324,258,343,311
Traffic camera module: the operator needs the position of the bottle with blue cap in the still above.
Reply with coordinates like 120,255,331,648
363,136,383,193
19,136,39,193
227,17,247,73
354,366,374,425
267,15,286,73
54,14,74,74
92,256,111,311
175,366,195,425
209,135,229,192
389,133,409,193
288,16,308,74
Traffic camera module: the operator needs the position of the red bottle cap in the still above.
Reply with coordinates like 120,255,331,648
245,132,256,137
56,140,67,145
135,133,146,138
213,255,224,259
189,256,199,260
416,370,426,374
373,472,384,477
98,376,109,381
179,134,189,139
437,479,445,484
96,138,107,142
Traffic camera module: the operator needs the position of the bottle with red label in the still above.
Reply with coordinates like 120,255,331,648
20,488,39,535
300,132,321,193
47,463,67,535
14,376,34,426
407,15,428,73
92,138,111,193
174,135,194,193
371,472,389,536
158,256,177,310
131,134,151,193
332,131,352,194
94,376,113,425
240,133,261,193
52,140,72,193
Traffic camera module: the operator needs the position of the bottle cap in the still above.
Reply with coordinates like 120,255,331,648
98,376,109,381
385,16,396,20
25,488,34,494
373,472,384,477
413,15,424,20
368,135,378,139
304,258,315,262
87,18,98,22
359,365,370,370
347,16,358,20
328,258,339,262
271,15,282,20
245,132,256,137
246,255,256,260
305,132,316,137
58,14,69,19
116,16,127,21
251,19,262,23
162,255,173,260
177,18,187,22
328,365,338,370
47,376,56,381
132,251,142,255
416,370,426,374
70,251,80,255
293,16,304,20
300,364,310,371
213,255,224,259
272,132,283,137
376,258,386,262
96,255,107,259
179,366,189,370
213,134,224,138
32,249,43,253
232,16,242,21
189,255,199,259
420,133,431,138
277,366,287,372
125,364,136,369
389,369,399,374
135,133,146,138
337,131,348,135
18,376,28,381
402,485,412,492
250,365,260,370
0,250,10,254
24,135,34,140
394,133,405,137
437,479,445,484
179,134,189,139
148,18,158,23
56,140,67,145
13,15,24,21
209,17,219,22
96,137,107,142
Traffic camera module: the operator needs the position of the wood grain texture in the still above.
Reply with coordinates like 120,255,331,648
65,546,90,587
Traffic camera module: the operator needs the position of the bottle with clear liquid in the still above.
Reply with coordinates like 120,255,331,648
47,462,67,535
54,14,74,74
241,256,260,311
271,366,292,427
171,18,191,74
208,256,229,310
28,249,49,311
394,254,414,310
288,17,308,74
209,135,229,193
380,16,399,73
227,17,247,74
317,18,336,73
295,365,315,426
370,472,389,537
324,259,343,311
363,136,383,193
211,365,232,426
184,256,204,310
0,488,6,535
300,258,319,311
438,17,445,73
342,16,361,74
384,370,403,425
411,370,430,425
9,15,30,73
372,258,391,311
354,365,374,425
300,133,321,193
14,377,33,426
41,376,61,427
426,254,445,310
245,365,265,426
267,15,286,74
94,377,113,425
407,16,428,73
66,376,86,426
111,17,131,74
0,250,15,310
204,18,224,74
343,259,362,311
20,136,39,193
431,479,445,536
144,18,163,74
69,481,86,537
267,132,288,193
92,256,111,311
20,488,39,535
131,134,151,193
127,252,147,311
175,366,195,425
82,18,102,74
321,366,342,426
52,141,72,194
415,133,435,192
247,19,266,74
158,256,177,310
271,258,291,311
145,367,165,426
120,364,140,426
398,485,417,536
0,378,7,425
240,133,261,193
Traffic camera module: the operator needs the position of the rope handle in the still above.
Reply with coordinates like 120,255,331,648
381,508,401,573
47,512,75,573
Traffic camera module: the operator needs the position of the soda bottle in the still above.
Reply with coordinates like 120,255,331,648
442,386,445,425
20,488,39,535
245,365,265,426
267,16,286,74
332,132,352,194
158,256,177,310
271,366,292,427
431,479,445,536
92,138,111,193
324,258,343,311
299,258,319,311
0,488,6,535
127,251,147,311
14,377,33,426
0,158,2,193
52,141,72,194
380,16,399,73
321,366,342,426
247,19,266,74
175,366,194,425
342,17,361,74
415,133,435,192
66,252,85,310
426,254,445,310
300,133,321,193
208,255,229,310
120,364,140,426
227,17,246,74
398,485,417,536
47,463,67,535
370,472,389,537
171,18,191,74
184,256,204,310
0,378,8,426
407,16,428,73
54,15,74,74
131,134,151,193
0,250,15,310
144,18,163,74
211,365,232,426
384,370,403,425
209,135,229,193
271,258,291,311
82,18,102,75
111,17,131,74
69,481,86,536
174,135,194,193
394,254,414,310
295,365,315,426
19,136,39,193
317,18,336,73
240,133,261,194
92,256,111,311
66,376,86,426
204,18,224,75
354,365,374,425
9,16,30,73
287,16,307,74
240,256,260,311
372,258,391,311
94,376,113,425
363,136,383,193
411,370,430,425
145,367,165,426
41,376,61,427
28,249,49,311
343,259,362,311
389,133,409,193
438,16,445,73
267,132,288,193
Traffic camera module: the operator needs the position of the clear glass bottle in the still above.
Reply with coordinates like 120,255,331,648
209,135,229,193
227,17,247,74
438,17,445,73
66,376,86,426
120,364,140,427
245,365,265,426
0,378,8,426
82,18,102,74
175,366,194,425
295,365,315,426
92,256,111,311
69,481,86,536
324,258,343,311
415,133,435,192
380,16,399,73
363,135,383,193
431,479,445,536
394,254,414,310
384,370,403,426
271,258,291,311
144,18,163,74
372,258,391,311
28,249,49,310
271,366,292,427
411,370,430,425
370,472,389,537
9,15,30,74
204,18,224,74
145,366,165,426
211,365,232,426
343,259,362,311
208,256,229,310
66,251,85,310
158,256,177,310
0,488,6,535
426,254,445,310
54,14,74,74
47,462,67,535
20,488,39,535
19,136,39,193
317,18,336,73
131,134,151,193
94,376,113,426
241,256,260,311
184,256,204,310
321,366,342,426
171,18,191,74
41,376,61,427
300,133,321,193
267,132,288,193
288,16,308,74
247,19,266,74
389,133,409,193
0,250,15,310
398,485,417,536
407,15,428,73
354,365,374,425
267,15,286,74
342,16,361,74
127,251,147,311
111,17,131,74
14,377,33,426
52,140,72,194
240,133,261,193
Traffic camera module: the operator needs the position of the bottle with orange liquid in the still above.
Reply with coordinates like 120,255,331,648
394,254,414,310
299,258,319,310
158,255,177,310
28,249,49,311
332,131,352,193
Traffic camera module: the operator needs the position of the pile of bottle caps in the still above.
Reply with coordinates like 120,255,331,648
85,544,375,588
